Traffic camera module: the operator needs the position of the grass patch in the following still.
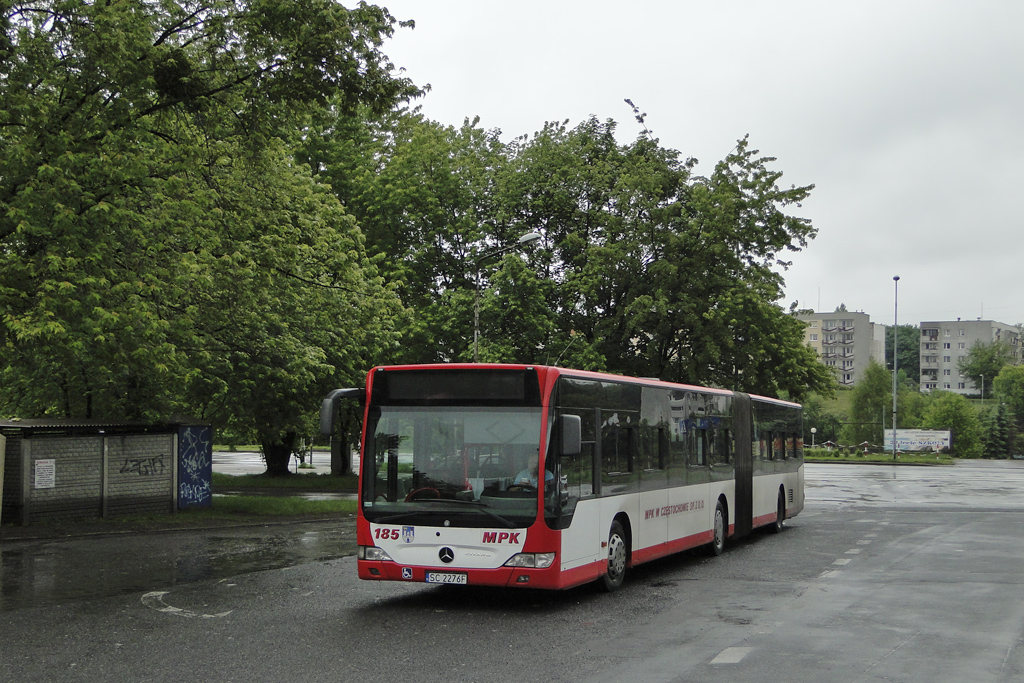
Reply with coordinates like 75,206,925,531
213,444,330,453
213,472,357,491
805,450,955,465
210,496,358,516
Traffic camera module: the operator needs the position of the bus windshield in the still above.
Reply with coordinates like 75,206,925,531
363,406,544,528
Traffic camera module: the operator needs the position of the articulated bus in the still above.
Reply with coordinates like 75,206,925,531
320,364,803,591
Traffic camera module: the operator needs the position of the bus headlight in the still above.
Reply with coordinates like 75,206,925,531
504,552,555,569
358,546,394,562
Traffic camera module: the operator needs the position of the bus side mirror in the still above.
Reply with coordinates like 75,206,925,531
561,415,582,456
319,388,365,435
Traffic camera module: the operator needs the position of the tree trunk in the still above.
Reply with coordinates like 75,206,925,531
262,431,297,477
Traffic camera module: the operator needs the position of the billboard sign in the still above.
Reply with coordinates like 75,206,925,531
883,429,951,452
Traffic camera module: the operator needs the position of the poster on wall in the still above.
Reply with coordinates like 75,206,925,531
883,429,951,452
34,458,56,488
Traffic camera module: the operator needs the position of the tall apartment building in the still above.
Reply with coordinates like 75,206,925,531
796,311,887,386
919,320,1021,393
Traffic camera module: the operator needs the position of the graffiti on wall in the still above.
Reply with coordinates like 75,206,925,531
120,456,166,476
178,426,212,508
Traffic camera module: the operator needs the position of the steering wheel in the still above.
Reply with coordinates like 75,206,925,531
506,483,537,493
404,487,440,502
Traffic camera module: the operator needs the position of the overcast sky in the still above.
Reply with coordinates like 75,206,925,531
376,0,1024,328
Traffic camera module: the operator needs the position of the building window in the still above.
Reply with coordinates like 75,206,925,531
959,329,966,336
944,383,951,389
958,383,966,389
809,333,818,341
943,369,951,376
943,356,951,363
944,329,951,337
959,343,966,349
944,343,951,349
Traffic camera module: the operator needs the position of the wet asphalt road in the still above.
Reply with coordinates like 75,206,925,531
1,452,356,611
2,460,1024,682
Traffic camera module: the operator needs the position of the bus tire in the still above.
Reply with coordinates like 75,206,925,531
602,520,628,592
770,490,785,534
709,501,726,556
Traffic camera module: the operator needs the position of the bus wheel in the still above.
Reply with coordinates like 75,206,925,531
709,501,726,556
770,490,785,534
602,521,628,592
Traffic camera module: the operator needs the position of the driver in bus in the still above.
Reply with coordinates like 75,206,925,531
514,453,555,489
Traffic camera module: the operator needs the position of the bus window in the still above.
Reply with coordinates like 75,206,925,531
638,424,668,491
554,408,595,501
601,417,637,494
690,428,707,467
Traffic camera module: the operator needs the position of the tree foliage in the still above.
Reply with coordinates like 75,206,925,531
886,324,920,383
922,392,983,458
317,113,835,400
994,364,1024,428
982,402,1014,459
958,341,1013,398
0,0,419,473
842,362,923,446
843,360,891,445
2,1,836,479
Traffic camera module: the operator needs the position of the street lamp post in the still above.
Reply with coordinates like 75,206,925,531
980,374,985,406
473,231,542,362
810,427,816,448
892,275,900,459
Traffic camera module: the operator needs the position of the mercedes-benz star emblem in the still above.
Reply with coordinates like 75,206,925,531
438,547,455,563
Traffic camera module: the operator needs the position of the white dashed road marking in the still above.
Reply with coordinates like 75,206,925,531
710,647,753,664
142,591,233,618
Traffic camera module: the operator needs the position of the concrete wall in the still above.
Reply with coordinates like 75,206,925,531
106,434,175,517
2,429,184,525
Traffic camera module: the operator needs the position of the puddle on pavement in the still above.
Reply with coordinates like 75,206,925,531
0,521,357,611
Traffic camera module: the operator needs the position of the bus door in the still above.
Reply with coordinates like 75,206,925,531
732,392,753,539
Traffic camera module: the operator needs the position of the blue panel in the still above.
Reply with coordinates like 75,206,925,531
178,426,212,509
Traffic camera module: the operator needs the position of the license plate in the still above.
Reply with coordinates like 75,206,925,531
425,572,468,585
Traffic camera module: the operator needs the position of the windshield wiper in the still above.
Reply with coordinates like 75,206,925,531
438,498,518,529
377,499,518,529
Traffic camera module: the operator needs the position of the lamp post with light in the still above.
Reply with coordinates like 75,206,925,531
892,275,900,459
473,231,542,362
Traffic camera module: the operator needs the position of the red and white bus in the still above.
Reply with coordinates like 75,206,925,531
320,364,803,591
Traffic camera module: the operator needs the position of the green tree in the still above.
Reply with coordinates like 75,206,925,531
497,123,834,399
843,359,890,445
922,392,983,458
304,108,834,399
802,394,844,445
886,324,920,383
993,364,1024,427
0,0,419,474
982,402,1013,459
958,341,1013,398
